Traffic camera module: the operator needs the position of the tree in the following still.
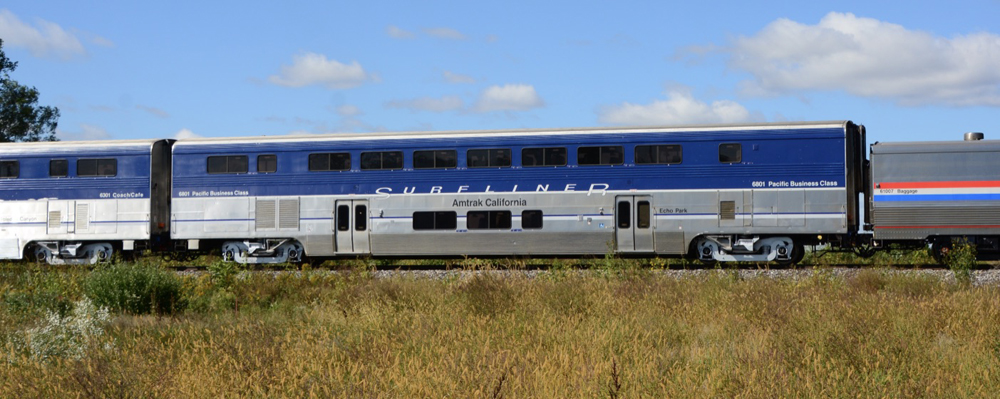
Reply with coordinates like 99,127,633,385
0,39,59,142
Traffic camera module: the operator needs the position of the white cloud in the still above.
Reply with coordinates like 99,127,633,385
57,124,112,141
443,70,475,84
268,53,373,89
423,27,466,40
719,12,1000,106
0,9,86,59
333,104,363,117
173,128,200,139
386,25,415,39
599,90,753,125
136,105,169,118
473,84,544,112
386,96,464,112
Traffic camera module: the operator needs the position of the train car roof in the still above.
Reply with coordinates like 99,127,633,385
871,138,1000,154
0,138,169,155
172,120,856,146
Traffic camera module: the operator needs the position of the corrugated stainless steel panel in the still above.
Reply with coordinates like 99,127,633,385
874,206,1000,226
255,200,275,230
279,199,299,229
655,232,686,255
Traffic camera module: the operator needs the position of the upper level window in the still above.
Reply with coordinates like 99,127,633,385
50,160,68,177
207,155,248,174
361,151,403,170
522,147,567,167
0,160,18,179
578,146,624,166
719,143,742,163
413,150,457,169
309,153,351,171
635,145,682,165
78,158,117,177
257,155,277,173
468,148,512,168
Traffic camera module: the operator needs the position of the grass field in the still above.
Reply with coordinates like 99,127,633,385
2,252,999,397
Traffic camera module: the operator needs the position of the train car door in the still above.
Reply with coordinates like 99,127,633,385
615,195,654,253
334,199,370,254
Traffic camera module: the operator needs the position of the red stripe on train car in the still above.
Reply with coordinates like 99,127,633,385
876,225,1000,229
877,181,1000,189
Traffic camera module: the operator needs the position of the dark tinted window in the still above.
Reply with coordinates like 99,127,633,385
414,150,457,169
337,205,350,231
468,148,511,168
413,211,457,230
50,160,68,177
578,146,624,166
257,155,277,173
207,155,248,174
635,145,682,165
617,201,631,229
355,205,367,231
309,153,351,171
521,210,543,229
361,151,403,170
78,159,117,177
719,143,742,163
637,201,651,229
0,160,18,179
467,211,512,230
522,147,567,167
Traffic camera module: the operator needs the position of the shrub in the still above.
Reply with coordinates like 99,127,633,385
7,298,110,363
84,262,185,315
944,238,977,286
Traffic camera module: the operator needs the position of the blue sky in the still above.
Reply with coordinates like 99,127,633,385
1,1,999,143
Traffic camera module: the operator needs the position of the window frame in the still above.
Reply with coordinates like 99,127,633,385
467,148,512,168
413,149,457,170
521,147,567,167
49,159,68,178
0,160,19,179
77,158,118,177
577,145,624,166
360,151,404,171
467,210,513,230
521,210,543,229
635,144,683,165
308,152,352,172
412,211,457,230
207,155,249,175
257,154,277,173
719,143,742,164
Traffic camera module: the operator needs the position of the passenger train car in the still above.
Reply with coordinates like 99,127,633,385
869,132,1000,260
0,139,172,264
0,120,993,265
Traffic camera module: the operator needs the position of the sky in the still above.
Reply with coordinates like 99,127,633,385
1,1,999,144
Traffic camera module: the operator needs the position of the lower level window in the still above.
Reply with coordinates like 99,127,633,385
467,211,512,230
413,211,457,230
521,210,543,229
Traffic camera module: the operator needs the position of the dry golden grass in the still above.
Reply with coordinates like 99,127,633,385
3,267,1000,397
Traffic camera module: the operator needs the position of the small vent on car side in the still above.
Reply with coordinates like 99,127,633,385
75,203,89,231
719,201,736,220
256,200,276,230
48,211,61,229
279,199,300,229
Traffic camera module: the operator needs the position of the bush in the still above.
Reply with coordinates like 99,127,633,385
84,262,185,315
944,238,977,286
7,298,110,363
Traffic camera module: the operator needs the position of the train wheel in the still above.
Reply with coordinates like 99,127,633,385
931,239,952,265
775,242,804,267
